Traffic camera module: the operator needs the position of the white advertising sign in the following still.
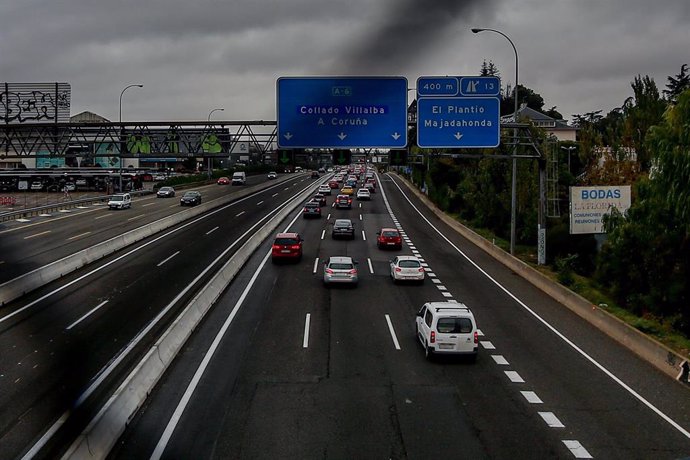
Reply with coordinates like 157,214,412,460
570,186,631,234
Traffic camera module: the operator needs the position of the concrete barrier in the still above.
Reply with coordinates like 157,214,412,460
392,173,688,381
0,177,296,307
62,182,316,459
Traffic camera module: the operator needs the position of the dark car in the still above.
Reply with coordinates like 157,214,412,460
313,193,327,206
332,219,355,240
335,194,352,209
376,228,402,250
271,232,303,263
156,186,175,198
310,171,320,178
180,191,202,206
302,201,322,218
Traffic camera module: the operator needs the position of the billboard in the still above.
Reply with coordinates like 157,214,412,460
1,83,71,124
570,186,631,234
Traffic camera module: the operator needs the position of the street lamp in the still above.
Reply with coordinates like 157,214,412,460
208,107,224,122
118,84,143,192
472,27,519,255
561,145,576,173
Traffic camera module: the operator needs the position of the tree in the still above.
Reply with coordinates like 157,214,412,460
502,84,545,116
622,75,666,171
480,60,501,79
597,89,690,333
544,106,563,120
664,64,690,104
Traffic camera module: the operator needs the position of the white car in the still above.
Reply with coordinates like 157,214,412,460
108,193,132,209
415,302,478,361
390,255,425,283
356,188,371,200
318,184,332,195
267,171,277,179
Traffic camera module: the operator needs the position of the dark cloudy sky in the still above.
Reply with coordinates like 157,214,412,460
1,0,688,123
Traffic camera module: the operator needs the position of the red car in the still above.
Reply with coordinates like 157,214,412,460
217,177,230,185
376,228,402,250
328,180,340,189
271,232,303,262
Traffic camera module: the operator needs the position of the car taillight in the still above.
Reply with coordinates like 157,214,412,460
325,268,334,274
395,267,402,272
474,331,478,344
290,245,300,250
430,331,436,344
316,208,321,212
348,269,357,274
303,207,307,211
272,245,280,250
418,267,425,272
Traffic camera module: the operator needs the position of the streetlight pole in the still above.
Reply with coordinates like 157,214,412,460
472,27,519,255
207,108,224,177
118,84,143,192
561,145,576,173
207,107,224,122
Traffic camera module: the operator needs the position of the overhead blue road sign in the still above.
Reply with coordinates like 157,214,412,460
277,77,408,149
416,75,501,148
417,97,500,149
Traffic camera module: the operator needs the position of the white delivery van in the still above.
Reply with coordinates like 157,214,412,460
231,171,246,185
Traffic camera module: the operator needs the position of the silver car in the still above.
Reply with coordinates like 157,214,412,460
323,256,358,286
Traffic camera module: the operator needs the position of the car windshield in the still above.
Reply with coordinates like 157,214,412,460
275,238,298,245
382,231,399,237
334,221,351,227
329,263,353,270
398,260,420,268
305,203,318,208
436,317,473,334
111,196,123,201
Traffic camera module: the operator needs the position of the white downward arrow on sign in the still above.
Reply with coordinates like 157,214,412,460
284,132,293,140
391,132,401,140
338,132,347,140
454,132,463,140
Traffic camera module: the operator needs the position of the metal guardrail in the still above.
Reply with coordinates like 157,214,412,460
0,190,153,222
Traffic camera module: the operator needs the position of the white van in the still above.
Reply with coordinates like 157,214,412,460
231,171,246,185
108,193,132,210
415,302,478,360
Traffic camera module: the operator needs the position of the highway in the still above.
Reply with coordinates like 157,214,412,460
0,173,317,459
95,172,690,459
0,174,290,284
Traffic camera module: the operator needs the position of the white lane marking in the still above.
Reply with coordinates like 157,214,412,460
66,301,109,330
385,314,401,350
521,391,543,404
437,285,447,291
359,214,362,221
257,200,264,206
409,246,416,250
441,292,453,298
491,355,509,365
272,193,278,197
361,230,366,241
386,173,690,441
236,211,245,217
431,279,441,284
427,272,436,277
58,209,71,213
367,258,374,274
481,341,496,350
142,202,156,207
313,258,319,274
447,299,458,303
562,440,593,459
39,213,51,217
359,203,362,208
320,229,325,240
157,251,180,267
284,187,289,190
303,313,311,348
420,262,429,267
127,214,145,221
505,371,525,383
67,231,91,241
206,226,219,235
16,218,31,222
326,213,331,220
539,412,565,428
423,267,432,272
477,329,484,336
24,230,51,240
